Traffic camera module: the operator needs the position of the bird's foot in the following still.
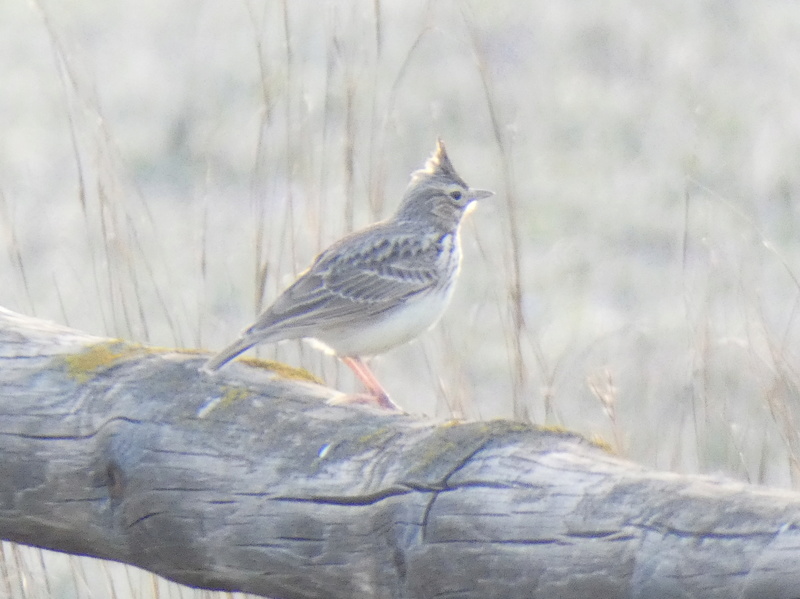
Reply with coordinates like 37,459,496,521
335,356,404,412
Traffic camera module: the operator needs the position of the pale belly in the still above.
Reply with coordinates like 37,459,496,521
308,286,455,357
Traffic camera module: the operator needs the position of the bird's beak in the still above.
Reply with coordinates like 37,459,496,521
470,189,494,201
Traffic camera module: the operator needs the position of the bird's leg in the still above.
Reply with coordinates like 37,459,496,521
333,356,403,412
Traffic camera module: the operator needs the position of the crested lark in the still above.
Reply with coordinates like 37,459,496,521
203,140,493,411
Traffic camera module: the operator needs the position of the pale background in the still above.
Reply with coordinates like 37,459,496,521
3,0,800,596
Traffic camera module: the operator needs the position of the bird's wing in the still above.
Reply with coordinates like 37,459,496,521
246,224,447,337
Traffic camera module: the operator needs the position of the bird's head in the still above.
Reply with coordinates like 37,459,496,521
395,139,494,228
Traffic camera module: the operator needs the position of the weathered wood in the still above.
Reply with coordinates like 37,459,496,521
1,306,799,599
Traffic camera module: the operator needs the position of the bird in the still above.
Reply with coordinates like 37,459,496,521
202,139,493,411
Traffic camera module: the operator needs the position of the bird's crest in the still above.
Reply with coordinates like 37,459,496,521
411,138,468,188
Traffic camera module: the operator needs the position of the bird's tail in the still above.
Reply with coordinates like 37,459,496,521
201,336,258,374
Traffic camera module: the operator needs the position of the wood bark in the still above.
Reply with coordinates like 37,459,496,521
0,306,799,599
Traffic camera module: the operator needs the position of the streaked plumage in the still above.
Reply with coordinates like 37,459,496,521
203,140,493,410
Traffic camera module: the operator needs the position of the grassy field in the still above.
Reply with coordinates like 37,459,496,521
3,0,800,596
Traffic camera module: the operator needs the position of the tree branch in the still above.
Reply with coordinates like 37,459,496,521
0,306,799,599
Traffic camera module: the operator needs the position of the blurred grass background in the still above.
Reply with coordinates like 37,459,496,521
3,0,800,596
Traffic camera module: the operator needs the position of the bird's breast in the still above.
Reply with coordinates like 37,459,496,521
433,230,463,295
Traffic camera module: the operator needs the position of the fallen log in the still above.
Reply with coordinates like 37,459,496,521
0,306,798,599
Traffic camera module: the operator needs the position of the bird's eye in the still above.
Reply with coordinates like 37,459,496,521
450,190,463,201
